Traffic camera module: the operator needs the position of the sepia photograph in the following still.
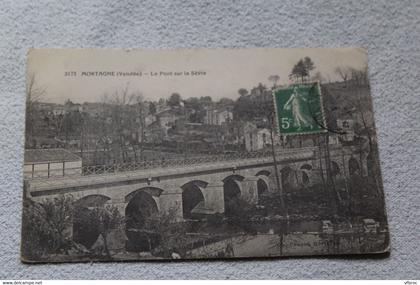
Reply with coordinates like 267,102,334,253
21,48,389,262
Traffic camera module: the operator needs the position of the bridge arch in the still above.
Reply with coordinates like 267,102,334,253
125,188,161,252
125,187,163,203
348,157,360,176
181,180,208,218
222,174,245,183
280,166,294,192
256,170,271,177
74,194,111,208
257,178,269,196
301,171,309,185
223,174,245,216
331,161,341,177
72,194,111,249
255,170,270,196
300,164,312,186
300,164,312,171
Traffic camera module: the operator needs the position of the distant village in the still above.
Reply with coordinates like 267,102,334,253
26,84,277,157
25,58,371,178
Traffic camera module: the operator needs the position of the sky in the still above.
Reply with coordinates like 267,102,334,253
27,48,368,104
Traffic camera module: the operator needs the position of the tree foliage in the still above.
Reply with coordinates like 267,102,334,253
335,66,369,86
21,195,74,260
238,88,248,97
233,88,273,122
289,57,315,83
199,96,213,106
184,97,205,123
25,73,45,147
75,204,124,257
22,193,125,260
218,97,235,106
168,93,182,107
268,75,280,88
144,207,190,258
149,102,157,115
303,56,315,74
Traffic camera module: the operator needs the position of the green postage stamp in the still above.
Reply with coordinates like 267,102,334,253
273,82,327,135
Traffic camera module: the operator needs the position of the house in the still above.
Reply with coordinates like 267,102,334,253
34,102,55,115
155,108,184,137
156,108,177,127
204,108,232,125
243,122,274,151
24,148,82,178
64,100,82,113
52,105,65,116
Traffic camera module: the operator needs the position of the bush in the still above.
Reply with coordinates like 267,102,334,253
21,195,74,260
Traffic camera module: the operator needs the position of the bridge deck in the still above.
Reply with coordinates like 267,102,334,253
27,148,318,192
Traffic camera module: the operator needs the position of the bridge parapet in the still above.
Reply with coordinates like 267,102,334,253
25,147,318,181
26,143,368,200
26,147,317,193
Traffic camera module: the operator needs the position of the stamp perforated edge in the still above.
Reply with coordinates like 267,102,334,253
272,81,328,137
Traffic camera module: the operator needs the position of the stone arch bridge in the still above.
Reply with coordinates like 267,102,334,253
25,145,367,251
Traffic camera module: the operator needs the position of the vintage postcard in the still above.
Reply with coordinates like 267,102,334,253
22,48,389,262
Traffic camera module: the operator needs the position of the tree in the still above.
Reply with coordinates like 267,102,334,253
158,98,166,105
199,96,213,106
134,94,147,161
233,84,271,120
268,75,280,88
149,102,157,115
289,57,316,83
238,88,248,97
185,97,205,123
289,59,308,83
84,205,124,257
103,86,137,163
233,94,257,121
145,207,190,258
218,97,235,106
251,83,268,96
94,97,114,164
168,93,182,107
21,195,74,260
349,65,369,86
335,66,350,83
25,73,45,147
303,57,315,77
184,97,200,109
77,112,89,162
335,66,369,86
